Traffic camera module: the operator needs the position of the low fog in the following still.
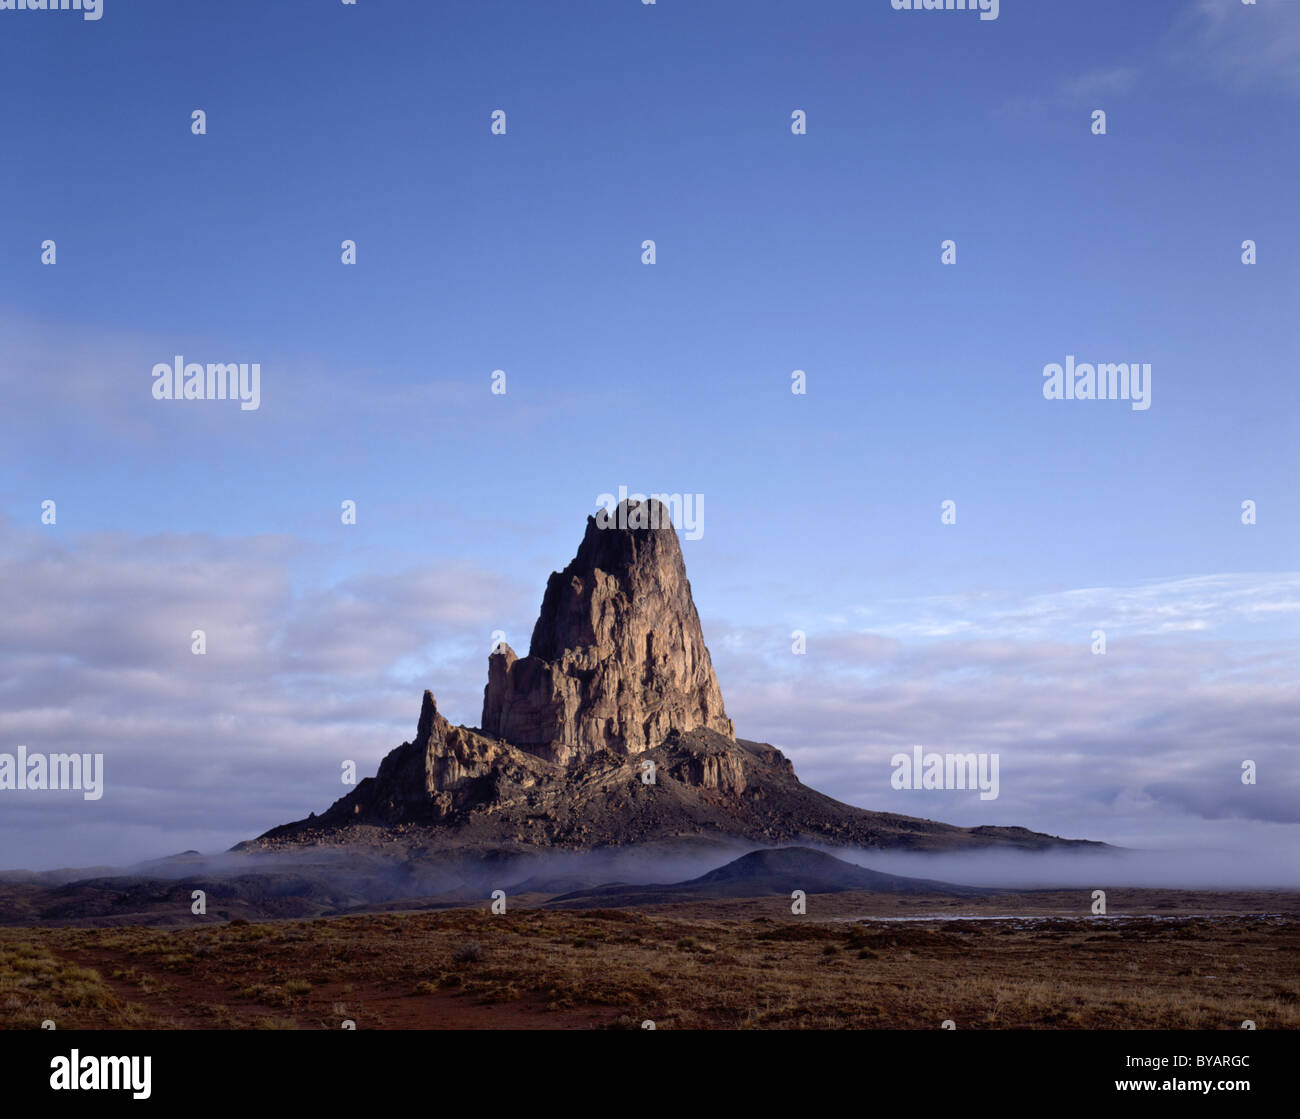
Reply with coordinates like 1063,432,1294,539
6,834,1299,906
832,843,1300,891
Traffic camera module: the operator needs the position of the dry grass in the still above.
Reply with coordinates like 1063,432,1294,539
0,907,1294,1030
0,937,157,1029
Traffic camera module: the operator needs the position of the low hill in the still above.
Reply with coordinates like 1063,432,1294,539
545,846,994,908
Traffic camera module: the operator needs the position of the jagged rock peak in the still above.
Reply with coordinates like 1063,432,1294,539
481,499,733,763
251,503,1104,855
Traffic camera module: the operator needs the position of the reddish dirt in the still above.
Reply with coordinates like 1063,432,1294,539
52,943,621,1030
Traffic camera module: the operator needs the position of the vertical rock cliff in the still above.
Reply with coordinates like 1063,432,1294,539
480,499,733,763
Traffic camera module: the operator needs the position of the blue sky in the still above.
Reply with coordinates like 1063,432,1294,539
1,0,1297,873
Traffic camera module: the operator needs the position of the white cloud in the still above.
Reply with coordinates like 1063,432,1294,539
2,521,1296,871
1168,0,1300,96
1060,66,1140,99
710,577,1300,845
846,574,1300,641
0,520,530,868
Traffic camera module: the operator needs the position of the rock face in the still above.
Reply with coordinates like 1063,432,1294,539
480,500,733,764
354,691,554,825
254,502,1102,855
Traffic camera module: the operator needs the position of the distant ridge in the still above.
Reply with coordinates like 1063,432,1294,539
544,846,994,908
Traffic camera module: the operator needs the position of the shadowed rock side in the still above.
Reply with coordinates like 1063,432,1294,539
252,501,1103,856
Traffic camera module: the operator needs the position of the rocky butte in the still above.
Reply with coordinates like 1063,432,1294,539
254,500,1100,856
